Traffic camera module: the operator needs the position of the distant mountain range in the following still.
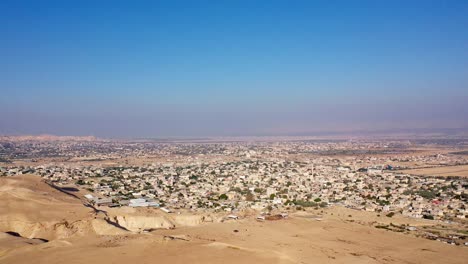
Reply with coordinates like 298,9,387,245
0,134,98,142
1,127,468,142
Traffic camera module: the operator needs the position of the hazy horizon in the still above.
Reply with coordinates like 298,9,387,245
1,1,467,137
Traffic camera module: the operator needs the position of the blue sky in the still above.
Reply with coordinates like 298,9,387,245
1,0,467,137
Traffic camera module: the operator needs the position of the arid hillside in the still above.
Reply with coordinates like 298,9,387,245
0,175,467,264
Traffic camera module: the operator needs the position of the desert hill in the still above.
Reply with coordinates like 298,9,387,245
0,175,128,240
0,175,467,263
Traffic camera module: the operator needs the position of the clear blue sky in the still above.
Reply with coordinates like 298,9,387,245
1,0,467,137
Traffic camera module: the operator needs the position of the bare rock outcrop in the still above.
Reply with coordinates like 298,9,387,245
113,215,175,232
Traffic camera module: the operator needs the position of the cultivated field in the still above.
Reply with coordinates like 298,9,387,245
402,165,468,177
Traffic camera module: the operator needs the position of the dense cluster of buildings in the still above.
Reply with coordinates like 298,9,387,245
1,139,467,222
1,158,467,223
2,138,467,246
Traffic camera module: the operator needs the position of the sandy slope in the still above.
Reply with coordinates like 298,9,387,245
0,175,128,240
2,217,467,264
0,175,93,239
0,175,467,264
